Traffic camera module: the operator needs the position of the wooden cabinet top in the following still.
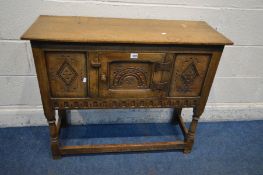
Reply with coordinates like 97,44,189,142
21,15,233,45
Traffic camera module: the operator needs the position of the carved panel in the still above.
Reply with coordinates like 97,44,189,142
169,54,211,97
57,61,78,86
52,98,199,109
110,62,151,89
45,52,87,97
181,63,199,84
99,52,173,98
180,62,199,93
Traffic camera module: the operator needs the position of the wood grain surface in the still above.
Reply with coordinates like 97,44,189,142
21,15,233,45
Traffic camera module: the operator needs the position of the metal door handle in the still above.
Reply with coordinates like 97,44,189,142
91,60,101,68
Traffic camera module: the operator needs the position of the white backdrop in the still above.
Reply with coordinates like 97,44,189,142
0,0,263,127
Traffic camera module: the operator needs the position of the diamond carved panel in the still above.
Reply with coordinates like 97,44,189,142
57,61,78,86
169,54,211,97
181,62,199,86
45,52,86,97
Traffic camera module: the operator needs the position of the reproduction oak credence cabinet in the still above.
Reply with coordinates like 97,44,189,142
21,15,233,159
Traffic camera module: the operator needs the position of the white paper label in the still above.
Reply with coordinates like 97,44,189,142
82,77,87,83
130,53,138,59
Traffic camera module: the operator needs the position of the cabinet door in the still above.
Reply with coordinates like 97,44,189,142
45,52,87,97
98,52,174,98
169,54,211,97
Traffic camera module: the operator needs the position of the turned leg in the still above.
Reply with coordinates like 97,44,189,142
184,108,201,154
58,109,68,128
45,110,61,159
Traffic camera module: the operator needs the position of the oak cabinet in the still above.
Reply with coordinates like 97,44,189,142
21,16,232,159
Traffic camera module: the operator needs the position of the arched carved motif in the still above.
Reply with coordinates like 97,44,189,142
112,67,148,88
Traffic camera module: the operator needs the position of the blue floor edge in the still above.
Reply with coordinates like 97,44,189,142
0,120,262,175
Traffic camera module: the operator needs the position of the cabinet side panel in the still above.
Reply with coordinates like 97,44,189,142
196,50,223,115
31,47,55,120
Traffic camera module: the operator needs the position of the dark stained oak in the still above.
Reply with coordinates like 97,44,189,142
21,16,233,159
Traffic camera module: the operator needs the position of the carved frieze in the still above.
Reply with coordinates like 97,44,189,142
52,98,199,109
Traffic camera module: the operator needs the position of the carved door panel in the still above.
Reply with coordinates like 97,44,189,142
45,52,87,97
98,52,174,98
169,54,211,97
